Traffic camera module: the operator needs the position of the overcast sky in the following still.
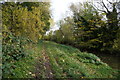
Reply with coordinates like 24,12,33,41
48,0,114,32
50,0,85,22
49,0,87,32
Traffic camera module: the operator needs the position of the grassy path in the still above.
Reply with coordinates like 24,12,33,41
33,42,53,79
41,45,53,78
42,41,119,78
3,41,119,79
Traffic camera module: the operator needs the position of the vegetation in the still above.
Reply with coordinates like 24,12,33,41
2,41,120,78
1,1,120,79
2,2,51,78
45,1,120,54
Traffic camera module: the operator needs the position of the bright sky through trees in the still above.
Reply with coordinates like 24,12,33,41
49,0,114,32
48,0,84,32
49,0,94,31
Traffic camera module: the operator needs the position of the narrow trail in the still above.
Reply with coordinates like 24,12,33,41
42,45,54,78
33,44,53,79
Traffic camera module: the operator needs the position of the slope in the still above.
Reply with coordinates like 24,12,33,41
3,40,119,79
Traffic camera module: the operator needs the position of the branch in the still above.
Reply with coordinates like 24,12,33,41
101,0,110,13
106,0,113,4
91,2,107,13
97,2,105,8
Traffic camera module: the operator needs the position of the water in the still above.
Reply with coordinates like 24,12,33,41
95,53,120,70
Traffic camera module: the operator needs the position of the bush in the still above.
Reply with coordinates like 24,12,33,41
2,31,30,76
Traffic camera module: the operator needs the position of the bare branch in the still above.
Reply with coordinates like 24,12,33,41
97,2,105,8
106,0,113,4
91,2,107,13
101,0,110,13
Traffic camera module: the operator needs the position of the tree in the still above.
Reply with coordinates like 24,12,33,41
2,2,51,42
59,17,75,44
70,2,105,51
113,28,120,51
94,0,119,28
49,17,75,44
93,0,120,51
2,2,51,76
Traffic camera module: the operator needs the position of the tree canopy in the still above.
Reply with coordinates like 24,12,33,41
45,1,120,53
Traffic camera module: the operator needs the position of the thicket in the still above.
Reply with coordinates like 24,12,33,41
2,2,51,76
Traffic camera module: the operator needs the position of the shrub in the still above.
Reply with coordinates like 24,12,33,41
2,31,30,76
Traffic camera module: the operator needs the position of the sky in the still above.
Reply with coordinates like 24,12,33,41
48,0,85,32
48,0,113,32
50,0,85,22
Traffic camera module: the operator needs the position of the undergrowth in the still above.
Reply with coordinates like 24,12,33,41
2,40,119,79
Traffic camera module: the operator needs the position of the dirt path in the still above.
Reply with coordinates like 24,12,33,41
33,44,53,79
42,45,53,78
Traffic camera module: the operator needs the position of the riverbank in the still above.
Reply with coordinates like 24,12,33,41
94,53,120,70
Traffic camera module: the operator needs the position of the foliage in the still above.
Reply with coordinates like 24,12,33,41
92,0,120,51
2,2,51,77
2,1,120,79
2,42,40,78
113,28,120,51
2,31,29,77
3,41,119,78
46,17,75,45
2,2,50,42
71,2,105,50
46,1,120,54
43,41,119,78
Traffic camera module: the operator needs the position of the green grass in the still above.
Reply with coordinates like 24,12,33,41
3,40,120,78
43,41,119,78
